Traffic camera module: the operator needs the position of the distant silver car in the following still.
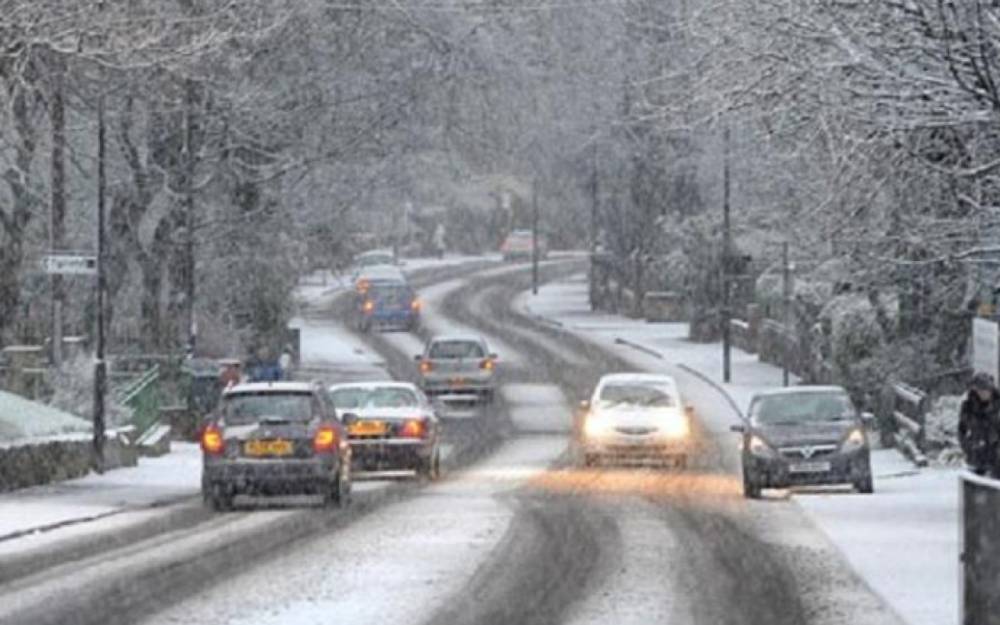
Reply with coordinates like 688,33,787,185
200,381,353,510
415,335,498,404
329,381,441,478
578,373,695,467
731,385,875,498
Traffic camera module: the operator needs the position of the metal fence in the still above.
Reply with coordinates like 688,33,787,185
963,474,1000,625
886,381,929,467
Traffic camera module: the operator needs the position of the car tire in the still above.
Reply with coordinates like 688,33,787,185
420,449,441,481
583,453,599,467
854,472,874,494
325,469,351,508
675,455,688,470
207,485,234,512
742,469,762,499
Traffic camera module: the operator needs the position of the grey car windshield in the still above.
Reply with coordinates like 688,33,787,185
599,384,676,407
224,393,314,425
751,392,856,425
429,341,485,359
331,387,419,409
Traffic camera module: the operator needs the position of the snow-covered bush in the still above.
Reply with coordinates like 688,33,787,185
924,394,965,465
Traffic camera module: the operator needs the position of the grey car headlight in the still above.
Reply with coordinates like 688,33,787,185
840,428,867,452
748,435,776,458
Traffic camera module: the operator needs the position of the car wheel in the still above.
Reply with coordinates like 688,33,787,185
207,484,234,512
582,453,599,467
674,455,688,470
742,468,762,499
421,449,441,481
854,469,874,494
325,470,351,508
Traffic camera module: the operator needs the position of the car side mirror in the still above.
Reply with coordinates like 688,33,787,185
860,412,875,425
414,354,423,361
341,412,359,426
489,353,499,360
730,423,746,434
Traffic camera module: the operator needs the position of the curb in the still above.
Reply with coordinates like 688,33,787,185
613,336,664,360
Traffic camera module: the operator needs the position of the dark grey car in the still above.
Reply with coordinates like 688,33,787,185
730,386,875,498
200,381,353,510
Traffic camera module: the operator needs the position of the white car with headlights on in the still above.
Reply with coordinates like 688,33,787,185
578,373,695,468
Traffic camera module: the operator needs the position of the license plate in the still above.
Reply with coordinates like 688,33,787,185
244,439,293,457
349,420,388,436
789,461,831,474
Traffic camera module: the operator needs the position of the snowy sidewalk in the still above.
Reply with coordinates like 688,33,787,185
518,274,962,625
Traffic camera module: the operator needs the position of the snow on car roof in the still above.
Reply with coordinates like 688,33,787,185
751,385,848,398
598,372,677,387
224,381,317,395
428,333,486,344
357,265,405,279
329,381,419,392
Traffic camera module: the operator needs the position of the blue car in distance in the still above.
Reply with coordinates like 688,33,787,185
356,281,421,332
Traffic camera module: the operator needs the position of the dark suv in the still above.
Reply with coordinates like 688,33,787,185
200,381,354,510
731,386,874,498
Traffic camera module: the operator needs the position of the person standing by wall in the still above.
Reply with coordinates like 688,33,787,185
959,372,1000,476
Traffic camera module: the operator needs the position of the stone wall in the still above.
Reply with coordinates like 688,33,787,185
0,433,137,493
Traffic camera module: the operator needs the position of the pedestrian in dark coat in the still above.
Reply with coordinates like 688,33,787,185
959,372,1000,476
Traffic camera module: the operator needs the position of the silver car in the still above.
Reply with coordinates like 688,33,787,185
415,335,498,404
731,386,875,498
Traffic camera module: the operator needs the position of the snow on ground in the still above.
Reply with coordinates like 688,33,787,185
0,443,202,540
141,435,566,625
502,383,572,433
521,273,963,625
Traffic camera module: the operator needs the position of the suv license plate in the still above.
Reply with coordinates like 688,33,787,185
789,461,831,474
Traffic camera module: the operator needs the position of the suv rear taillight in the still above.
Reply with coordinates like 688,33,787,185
201,425,225,455
363,300,375,314
419,360,433,374
314,425,338,453
411,299,421,312
399,419,426,439
480,358,495,371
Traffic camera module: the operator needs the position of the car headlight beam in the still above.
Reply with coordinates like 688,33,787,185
841,428,867,452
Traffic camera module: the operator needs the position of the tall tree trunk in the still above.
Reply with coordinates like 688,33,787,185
49,59,66,361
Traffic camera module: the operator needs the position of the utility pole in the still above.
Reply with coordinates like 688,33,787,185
589,141,599,310
722,125,732,383
532,176,540,295
183,80,196,358
92,94,107,472
782,241,791,387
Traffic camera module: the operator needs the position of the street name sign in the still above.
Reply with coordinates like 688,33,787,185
42,254,97,276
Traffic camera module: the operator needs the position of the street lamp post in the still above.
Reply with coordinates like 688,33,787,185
532,177,540,295
722,125,732,384
92,94,107,471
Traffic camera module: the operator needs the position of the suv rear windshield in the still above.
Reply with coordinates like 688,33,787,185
331,387,419,409
223,392,314,425
598,383,676,407
750,391,856,425
369,284,413,303
429,340,485,359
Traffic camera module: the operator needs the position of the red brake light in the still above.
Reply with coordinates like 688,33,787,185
419,360,432,374
314,425,338,453
411,299,421,311
480,358,495,371
399,419,425,439
201,425,224,455
363,300,375,313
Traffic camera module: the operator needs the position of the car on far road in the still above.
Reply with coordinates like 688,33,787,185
415,335,498,404
500,229,548,261
200,381,353,510
355,280,421,332
578,373,695,468
353,249,397,270
731,385,875,498
329,382,441,479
